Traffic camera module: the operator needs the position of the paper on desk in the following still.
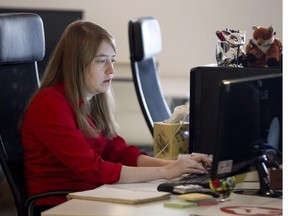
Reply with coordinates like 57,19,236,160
67,184,170,204
189,193,282,216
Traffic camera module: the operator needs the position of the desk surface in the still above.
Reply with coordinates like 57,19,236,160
42,180,282,216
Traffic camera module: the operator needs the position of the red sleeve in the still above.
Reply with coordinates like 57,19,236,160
22,88,122,185
102,135,146,166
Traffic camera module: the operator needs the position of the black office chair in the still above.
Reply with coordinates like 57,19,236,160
0,13,69,216
128,16,171,136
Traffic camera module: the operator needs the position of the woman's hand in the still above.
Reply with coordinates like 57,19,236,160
190,152,213,167
119,153,212,183
162,154,211,180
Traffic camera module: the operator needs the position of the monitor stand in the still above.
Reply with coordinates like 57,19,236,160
234,154,282,198
255,155,282,198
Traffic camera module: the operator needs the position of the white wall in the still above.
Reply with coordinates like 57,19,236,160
0,0,283,86
0,0,283,145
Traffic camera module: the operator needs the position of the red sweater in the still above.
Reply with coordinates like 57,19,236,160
21,83,144,205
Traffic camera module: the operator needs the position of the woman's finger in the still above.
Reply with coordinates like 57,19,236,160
190,153,212,166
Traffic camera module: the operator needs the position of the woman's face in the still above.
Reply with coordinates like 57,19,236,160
84,41,116,100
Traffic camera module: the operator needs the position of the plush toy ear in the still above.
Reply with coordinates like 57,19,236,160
216,30,226,41
252,26,258,30
267,26,275,35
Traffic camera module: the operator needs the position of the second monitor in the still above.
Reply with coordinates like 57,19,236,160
189,66,282,155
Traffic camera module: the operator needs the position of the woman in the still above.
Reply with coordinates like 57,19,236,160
21,20,211,211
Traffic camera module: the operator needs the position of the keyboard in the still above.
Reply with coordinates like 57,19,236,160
157,172,212,194
177,172,211,186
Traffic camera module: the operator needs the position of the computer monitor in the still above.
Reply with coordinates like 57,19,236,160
189,66,282,155
210,73,282,197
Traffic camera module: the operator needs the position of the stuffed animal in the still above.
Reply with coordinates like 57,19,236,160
215,29,246,67
243,26,282,68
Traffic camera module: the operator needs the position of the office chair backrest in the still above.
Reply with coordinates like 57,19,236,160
128,16,171,136
0,13,45,216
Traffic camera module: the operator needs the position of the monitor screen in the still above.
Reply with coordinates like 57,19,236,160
210,73,282,181
189,66,282,155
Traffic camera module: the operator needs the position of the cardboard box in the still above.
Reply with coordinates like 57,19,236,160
269,168,282,190
153,122,189,159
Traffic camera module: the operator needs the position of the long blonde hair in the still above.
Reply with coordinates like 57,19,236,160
39,20,118,138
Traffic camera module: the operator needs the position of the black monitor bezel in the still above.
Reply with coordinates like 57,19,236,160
189,66,282,155
210,73,282,180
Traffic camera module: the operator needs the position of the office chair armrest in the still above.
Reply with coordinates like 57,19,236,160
25,190,73,216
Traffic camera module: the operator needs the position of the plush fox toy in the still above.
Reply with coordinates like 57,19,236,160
243,26,282,68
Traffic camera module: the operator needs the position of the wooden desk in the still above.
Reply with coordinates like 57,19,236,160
42,181,282,216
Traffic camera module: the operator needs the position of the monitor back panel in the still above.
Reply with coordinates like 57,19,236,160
189,66,282,154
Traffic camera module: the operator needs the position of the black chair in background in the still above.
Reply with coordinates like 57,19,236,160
128,16,171,136
0,13,69,216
